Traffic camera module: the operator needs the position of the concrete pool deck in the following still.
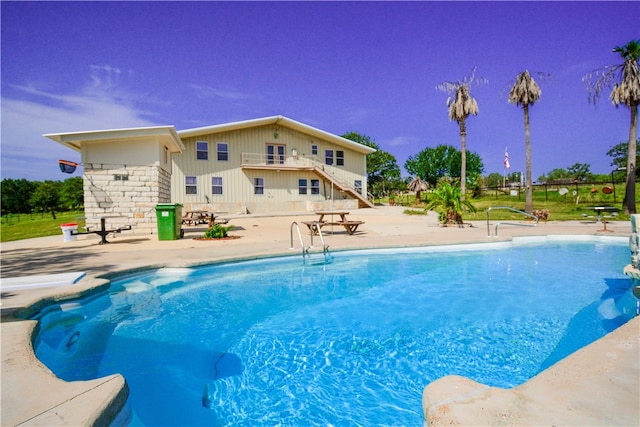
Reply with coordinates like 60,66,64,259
1,206,638,426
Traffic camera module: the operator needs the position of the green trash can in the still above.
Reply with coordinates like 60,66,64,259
155,203,184,240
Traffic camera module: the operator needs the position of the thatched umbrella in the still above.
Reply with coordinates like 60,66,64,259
408,176,429,203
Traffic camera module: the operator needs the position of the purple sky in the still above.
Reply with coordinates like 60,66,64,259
2,1,639,182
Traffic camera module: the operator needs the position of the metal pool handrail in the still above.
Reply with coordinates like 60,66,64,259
290,221,307,255
486,206,539,237
290,221,329,262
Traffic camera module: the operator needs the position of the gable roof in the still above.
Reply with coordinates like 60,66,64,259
44,126,185,153
178,115,376,155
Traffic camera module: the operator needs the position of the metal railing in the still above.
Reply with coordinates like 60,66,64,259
241,152,358,194
290,221,329,263
242,152,317,168
486,206,539,237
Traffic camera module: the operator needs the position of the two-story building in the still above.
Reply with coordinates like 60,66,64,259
45,115,375,234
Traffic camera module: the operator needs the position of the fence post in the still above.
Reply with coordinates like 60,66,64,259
545,183,548,201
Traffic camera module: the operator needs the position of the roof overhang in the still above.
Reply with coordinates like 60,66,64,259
44,126,185,153
178,116,376,155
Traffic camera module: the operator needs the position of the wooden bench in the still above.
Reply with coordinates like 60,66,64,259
302,220,364,235
339,220,364,235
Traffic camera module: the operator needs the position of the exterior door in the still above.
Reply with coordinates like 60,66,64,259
266,144,286,164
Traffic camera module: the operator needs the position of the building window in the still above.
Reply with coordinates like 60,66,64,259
212,177,223,195
336,150,345,166
354,180,362,194
311,144,318,155
298,179,308,195
113,174,128,181
164,146,169,164
217,142,228,161
186,176,198,194
311,179,320,195
196,141,208,160
325,150,333,165
266,144,285,164
254,177,264,195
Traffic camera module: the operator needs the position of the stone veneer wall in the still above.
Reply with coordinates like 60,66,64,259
83,165,171,235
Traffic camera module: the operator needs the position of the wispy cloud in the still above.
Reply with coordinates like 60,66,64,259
1,66,161,180
384,136,419,147
188,83,248,101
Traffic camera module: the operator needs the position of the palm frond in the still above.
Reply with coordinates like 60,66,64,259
436,67,488,95
584,39,640,106
508,70,542,107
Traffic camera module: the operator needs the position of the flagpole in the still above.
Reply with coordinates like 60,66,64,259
503,146,507,188
503,146,510,188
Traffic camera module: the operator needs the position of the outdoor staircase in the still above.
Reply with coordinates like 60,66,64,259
311,166,375,208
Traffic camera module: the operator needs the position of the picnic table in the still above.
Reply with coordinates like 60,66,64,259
586,206,619,223
302,210,364,235
182,210,211,225
72,216,132,244
182,210,229,226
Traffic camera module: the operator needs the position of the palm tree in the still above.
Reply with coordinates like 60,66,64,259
508,70,543,214
437,69,486,200
426,180,476,226
583,39,640,214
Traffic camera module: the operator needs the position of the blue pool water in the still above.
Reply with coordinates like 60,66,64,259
33,237,635,426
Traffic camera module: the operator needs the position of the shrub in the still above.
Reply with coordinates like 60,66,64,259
203,223,234,239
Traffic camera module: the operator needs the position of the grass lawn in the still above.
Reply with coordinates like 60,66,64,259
1,211,86,242
395,183,635,222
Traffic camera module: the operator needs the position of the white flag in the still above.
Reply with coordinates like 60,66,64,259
504,148,511,169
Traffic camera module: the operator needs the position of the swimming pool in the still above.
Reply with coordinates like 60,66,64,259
32,237,635,426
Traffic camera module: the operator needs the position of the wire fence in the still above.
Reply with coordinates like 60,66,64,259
480,180,632,206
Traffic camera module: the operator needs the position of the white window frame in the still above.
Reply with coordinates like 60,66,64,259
254,177,264,195
298,178,308,195
354,180,362,194
186,176,198,194
336,150,345,166
212,177,223,195
325,149,333,165
217,142,228,161
196,141,208,160
311,179,320,195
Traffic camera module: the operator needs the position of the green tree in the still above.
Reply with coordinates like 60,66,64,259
60,177,84,210
584,39,640,214
508,70,544,213
30,181,62,219
485,172,503,187
341,132,401,194
426,179,476,225
567,163,593,182
436,68,486,200
506,171,524,184
607,140,640,169
404,144,484,188
1,178,37,214
541,168,571,183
